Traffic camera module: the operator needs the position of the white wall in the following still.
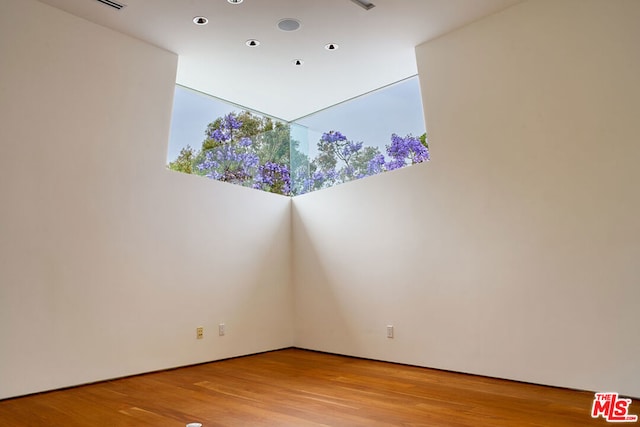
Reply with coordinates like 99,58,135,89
0,0,293,399
293,0,640,397
2,0,638,402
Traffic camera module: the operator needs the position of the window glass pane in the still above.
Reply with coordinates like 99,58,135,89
292,76,428,194
167,86,293,196
166,76,428,197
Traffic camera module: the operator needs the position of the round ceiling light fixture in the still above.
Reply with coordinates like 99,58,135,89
193,16,209,25
245,39,260,47
292,59,304,66
324,43,339,51
227,0,243,4
278,18,301,32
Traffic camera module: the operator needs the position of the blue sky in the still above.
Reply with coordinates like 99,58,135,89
167,76,426,163
295,76,426,159
166,87,236,161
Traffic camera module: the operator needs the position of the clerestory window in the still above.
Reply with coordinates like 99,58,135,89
167,76,428,196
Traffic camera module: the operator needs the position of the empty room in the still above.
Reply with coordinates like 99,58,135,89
0,0,638,425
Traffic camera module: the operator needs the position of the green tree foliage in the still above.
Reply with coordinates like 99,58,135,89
198,111,293,166
419,133,429,150
351,146,382,178
168,146,195,174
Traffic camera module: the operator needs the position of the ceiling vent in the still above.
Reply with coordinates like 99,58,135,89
350,0,375,10
94,0,127,10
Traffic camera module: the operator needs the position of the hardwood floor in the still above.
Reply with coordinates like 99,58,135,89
0,348,631,426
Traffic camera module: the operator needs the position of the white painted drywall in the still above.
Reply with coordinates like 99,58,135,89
2,0,637,402
0,0,293,399
293,0,640,397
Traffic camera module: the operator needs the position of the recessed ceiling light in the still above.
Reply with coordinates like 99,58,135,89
278,18,301,32
227,0,243,4
292,59,304,66
325,43,339,51
245,39,260,47
193,16,208,25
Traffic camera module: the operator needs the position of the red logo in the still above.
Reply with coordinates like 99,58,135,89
592,392,638,422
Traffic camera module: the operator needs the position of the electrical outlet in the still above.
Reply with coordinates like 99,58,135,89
218,323,225,336
386,325,394,339
196,326,204,339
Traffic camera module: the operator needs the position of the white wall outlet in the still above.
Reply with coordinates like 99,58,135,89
218,323,225,336
196,326,204,339
386,325,394,339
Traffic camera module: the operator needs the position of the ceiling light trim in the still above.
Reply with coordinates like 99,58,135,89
193,16,209,25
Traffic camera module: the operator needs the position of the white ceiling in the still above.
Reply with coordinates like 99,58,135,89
37,0,521,121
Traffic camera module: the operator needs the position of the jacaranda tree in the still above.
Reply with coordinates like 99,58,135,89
169,111,297,195
167,111,429,196
304,131,429,192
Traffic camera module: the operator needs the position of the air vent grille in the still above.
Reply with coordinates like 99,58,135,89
94,0,127,10
350,0,375,10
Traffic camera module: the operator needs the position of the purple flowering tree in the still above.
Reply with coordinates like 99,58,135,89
197,137,260,185
196,114,260,186
254,161,292,196
305,131,429,192
308,131,377,190
381,133,430,171
191,111,293,194
169,110,428,196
